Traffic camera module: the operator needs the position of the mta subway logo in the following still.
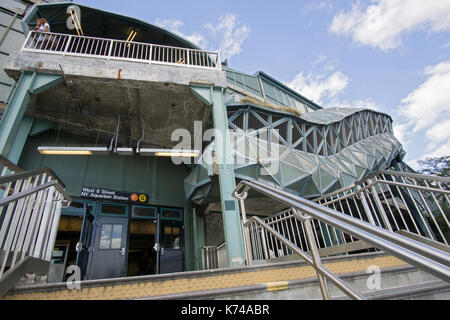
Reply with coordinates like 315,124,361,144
130,193,148,203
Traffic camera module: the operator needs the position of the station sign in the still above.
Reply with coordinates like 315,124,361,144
80,186,149,204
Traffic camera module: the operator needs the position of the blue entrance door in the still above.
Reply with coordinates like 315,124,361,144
158,208,184,274
87,203,129,280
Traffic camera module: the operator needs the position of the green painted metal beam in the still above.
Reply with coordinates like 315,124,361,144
190,85,246,268
6,117,34,165
190,85,213,107
6,117,56,165
0,72,35,159
29,118,55,137
29,73,63,95
0,72,62,162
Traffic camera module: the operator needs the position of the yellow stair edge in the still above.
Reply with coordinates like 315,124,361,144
3,255,408,300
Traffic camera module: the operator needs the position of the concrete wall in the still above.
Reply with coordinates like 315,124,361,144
204,212,225,247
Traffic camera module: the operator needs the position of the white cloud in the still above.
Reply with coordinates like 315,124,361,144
422,141,450,159
394,61,450,161
329,97,382,111
154,19,184,32
154,19,208,48
424,118,450,151
329,0,450,51
393,123,412,147
304,1,334,14
155,14,250,60
407,140,450,169
397,61,450,132
311,54,327,67
205,13,250,60
286,71,349,104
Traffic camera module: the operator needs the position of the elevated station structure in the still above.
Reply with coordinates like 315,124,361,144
0,2,448,300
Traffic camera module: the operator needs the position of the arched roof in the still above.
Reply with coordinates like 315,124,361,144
22,2,201,50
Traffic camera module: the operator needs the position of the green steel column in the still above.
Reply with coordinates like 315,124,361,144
190,85,246,267
6,117,34,164
0,72,62,162
0,72,35,159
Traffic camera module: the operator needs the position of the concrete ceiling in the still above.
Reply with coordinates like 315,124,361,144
25,76,212,148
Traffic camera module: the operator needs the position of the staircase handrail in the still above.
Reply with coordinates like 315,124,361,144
233,180,450,284
0,156,71,296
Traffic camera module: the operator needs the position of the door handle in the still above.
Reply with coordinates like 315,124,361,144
120,248,125,256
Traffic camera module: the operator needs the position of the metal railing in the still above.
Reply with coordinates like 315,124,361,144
0,156,71,284
314,170,450,246
21,31,221,70
233,178,450,300
201,243,228,270
247,170,450,263
201,246,219,270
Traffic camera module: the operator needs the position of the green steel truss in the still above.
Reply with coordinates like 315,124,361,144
185,105,405,203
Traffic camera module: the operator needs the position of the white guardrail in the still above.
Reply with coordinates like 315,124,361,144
22,31,221,70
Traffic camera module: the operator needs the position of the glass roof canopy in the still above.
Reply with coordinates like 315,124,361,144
224,67,323,115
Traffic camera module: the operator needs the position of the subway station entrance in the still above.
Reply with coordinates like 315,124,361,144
49,200,184,282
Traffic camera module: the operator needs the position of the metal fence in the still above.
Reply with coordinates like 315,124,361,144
22,31,221,70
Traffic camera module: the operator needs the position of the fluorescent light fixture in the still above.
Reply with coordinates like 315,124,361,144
37,146,109,155
116,147,134,155
137,148,200,157
155,152,200,157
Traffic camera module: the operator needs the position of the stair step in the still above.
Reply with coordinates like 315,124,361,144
143,265,444,300
2,253,410,300
333,280,450,300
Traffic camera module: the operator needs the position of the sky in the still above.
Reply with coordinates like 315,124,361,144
76,0,450,169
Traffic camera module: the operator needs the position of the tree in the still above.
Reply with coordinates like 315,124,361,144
416,156,450,243
417,156,449,190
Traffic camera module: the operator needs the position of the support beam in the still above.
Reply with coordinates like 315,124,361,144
0,72,35,159
3,117,55,167
0,72,62,162
6,117,33,165
29,118,55,138
192,207,205,270
190,85,246,267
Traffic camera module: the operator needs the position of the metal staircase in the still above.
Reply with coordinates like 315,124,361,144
0,156,71,297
